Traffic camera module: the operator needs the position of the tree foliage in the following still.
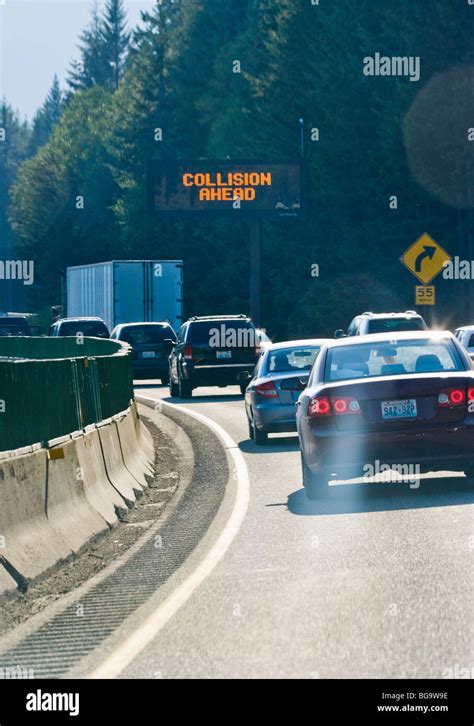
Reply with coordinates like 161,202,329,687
7,0,474,334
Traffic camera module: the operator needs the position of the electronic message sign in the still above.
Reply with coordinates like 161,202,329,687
147,161,302,217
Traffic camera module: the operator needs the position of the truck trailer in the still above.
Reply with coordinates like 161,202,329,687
66,260,183,333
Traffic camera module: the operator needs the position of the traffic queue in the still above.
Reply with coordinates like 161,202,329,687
2,307,474,501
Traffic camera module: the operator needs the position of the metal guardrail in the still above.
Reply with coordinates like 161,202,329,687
0,337,134,451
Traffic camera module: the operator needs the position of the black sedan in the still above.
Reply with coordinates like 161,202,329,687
296,331,474,499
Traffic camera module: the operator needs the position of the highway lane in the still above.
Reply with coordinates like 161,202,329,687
121,382,474,678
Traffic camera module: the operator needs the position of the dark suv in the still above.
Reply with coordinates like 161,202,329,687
169,315,260,398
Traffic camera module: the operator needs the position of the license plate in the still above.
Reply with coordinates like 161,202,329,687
381,399,417,420
216,350,232,359
142,351,156,359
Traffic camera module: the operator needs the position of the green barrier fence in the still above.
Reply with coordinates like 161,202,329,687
0,337,134,452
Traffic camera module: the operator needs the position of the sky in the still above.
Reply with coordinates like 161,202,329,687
0,0,156,121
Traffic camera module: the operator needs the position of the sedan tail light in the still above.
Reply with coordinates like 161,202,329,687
330,396,361,415
437,387,466,407
308,395,331,416
255,381,278,398
308,394,361,417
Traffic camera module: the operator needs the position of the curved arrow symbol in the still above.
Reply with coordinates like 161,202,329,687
415,245,436,272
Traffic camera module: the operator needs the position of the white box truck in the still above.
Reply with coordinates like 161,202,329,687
66,260,183,332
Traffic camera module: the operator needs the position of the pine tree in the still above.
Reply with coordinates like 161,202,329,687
100,0,130,90
67,1,105,91
0,101,30,310
67,0,130,92
29,75,63,154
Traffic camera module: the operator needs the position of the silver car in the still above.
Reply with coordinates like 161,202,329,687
244,339,331,444
454,326,474,362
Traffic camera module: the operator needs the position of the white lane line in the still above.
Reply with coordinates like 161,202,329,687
88,396,250,679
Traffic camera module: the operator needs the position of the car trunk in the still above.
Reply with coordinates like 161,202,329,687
272,372,309,404
133,340,173,362
321,373,470,432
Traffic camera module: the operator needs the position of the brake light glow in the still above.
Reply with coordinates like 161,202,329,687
308,395,331,416
331,396,361,415
255,381,278,398
437,387,465,407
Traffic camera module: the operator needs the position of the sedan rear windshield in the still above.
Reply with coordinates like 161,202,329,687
119,325,176,345
367,318,426,333
324,339,464,382
60,321,109,337
266,346,321,374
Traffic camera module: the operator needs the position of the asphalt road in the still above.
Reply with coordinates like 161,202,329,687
113,382,474,679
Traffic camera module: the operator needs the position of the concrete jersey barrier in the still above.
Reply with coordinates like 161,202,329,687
0,406,154,596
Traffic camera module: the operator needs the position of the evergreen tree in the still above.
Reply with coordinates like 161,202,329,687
100,0,130,90
28,75,63,154
67,1,105,91
67,0,130,92
0,102,30,310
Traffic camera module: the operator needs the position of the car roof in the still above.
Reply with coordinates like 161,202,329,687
115,322,171,328
455,325,474,331
187,315,252,322
321,330,453,349
55,317,106,323
358,311,423,319
265,339,332,351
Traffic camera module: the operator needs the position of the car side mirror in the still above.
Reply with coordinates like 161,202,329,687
164,338,176,346
334,329,346,339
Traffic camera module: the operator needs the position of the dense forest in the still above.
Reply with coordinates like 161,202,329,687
1,0,473,337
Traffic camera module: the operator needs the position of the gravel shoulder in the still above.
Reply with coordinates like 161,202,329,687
0,408,179,637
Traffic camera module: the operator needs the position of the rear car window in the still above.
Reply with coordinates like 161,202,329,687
266,346,320,374
325,339,464,382
119,325,176,345
467,335,474,348
0,317,29,334
188,321,257,347
367,318,426,333
0,317,28,327
59,321,109,337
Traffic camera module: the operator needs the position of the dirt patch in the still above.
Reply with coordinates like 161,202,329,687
0,413,179,637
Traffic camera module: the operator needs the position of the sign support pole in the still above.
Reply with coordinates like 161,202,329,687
249,217,261,327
